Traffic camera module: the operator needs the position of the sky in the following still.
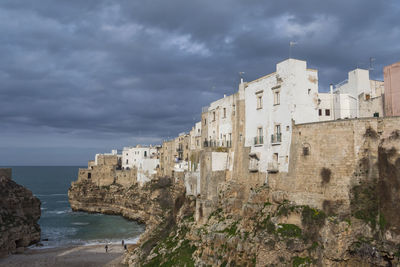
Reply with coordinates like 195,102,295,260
0,0,399,165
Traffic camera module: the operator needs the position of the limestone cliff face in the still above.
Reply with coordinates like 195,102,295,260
68,177,186,227
126,181,400,267
0,169,41,257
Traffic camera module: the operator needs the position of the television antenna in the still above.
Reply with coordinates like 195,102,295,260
239,72,245,83
369,57,376,71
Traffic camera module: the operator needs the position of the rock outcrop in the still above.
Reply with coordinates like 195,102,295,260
0,168,41,257
68,176,189,263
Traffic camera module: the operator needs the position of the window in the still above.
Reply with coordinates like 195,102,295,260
258,127,263,137
308,88,311,95
255,127,263,145
318,109,322,116
213,111,216,121
126,159,129,164
275,125,281,135
325,109,330,116
257,95,263,109
144,151,147,157
233,104,236,115
223,108,226,118
274,91,280,105
88,173,91,179
272,125,281,143
204,118,207,125
286,125,290,131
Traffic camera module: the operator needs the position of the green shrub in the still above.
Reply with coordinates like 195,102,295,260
292,256,313,267
277,224,302,238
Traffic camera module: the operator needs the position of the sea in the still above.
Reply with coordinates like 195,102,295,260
5,166,145,248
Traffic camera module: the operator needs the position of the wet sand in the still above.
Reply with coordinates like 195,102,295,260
0,244,129,267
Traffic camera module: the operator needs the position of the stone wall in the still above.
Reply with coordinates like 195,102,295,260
116,168,137,188
269,117,400,215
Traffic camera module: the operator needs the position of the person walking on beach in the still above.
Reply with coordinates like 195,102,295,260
122,240,124,247
105,244,108,253
124,244,127,250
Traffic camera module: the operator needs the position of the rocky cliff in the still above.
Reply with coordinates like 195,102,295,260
68,176,190,262
0,168,41,257
68,128,400,266
69,177,400,266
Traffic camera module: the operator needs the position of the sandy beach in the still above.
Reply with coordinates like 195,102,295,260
0,244,129,267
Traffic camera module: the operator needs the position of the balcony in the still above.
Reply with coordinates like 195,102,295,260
254,136,264,146
203,140,217,148
271,133,282,144
267,162,279,173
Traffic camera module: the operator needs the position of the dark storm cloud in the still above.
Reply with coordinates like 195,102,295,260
0,0,399,164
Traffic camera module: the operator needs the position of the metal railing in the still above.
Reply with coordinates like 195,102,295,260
203,139,232,148
226,140,232,148
271,133,282,143
254,136,264,145
334,79,348,90
203,140,217,147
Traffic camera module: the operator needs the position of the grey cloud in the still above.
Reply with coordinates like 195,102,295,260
0,0,399,165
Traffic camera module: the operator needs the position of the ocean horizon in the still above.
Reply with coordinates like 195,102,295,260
2,166,145,248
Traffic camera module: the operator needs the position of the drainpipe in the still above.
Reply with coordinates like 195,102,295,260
330,84,334,120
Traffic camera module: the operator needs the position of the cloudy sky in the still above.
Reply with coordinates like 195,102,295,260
0,0,399,165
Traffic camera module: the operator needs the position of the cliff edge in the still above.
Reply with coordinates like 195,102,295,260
0,168,41,257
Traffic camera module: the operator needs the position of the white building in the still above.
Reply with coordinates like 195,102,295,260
189,122,202,150
332,68,384,119
317,92,334,121
122,145,160,183
244,58,320,174
204,93,236,147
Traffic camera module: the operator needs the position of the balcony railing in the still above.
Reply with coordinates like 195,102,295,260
254,136,264,145
203,139,232,148
271,133,282,144
203,140,217,148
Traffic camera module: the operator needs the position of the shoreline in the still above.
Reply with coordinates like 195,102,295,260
0,243,134,267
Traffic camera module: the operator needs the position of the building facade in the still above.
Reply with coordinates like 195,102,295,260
384,61,400,116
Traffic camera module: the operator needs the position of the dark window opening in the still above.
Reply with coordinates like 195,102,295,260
325,109,330,116
318,109,322,116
